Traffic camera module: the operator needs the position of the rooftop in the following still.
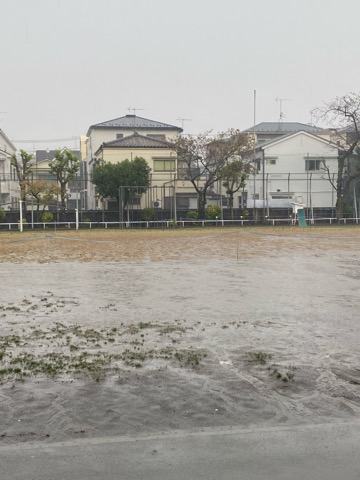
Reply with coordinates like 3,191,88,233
243,122,324,134
88,115,183,136
36,149,81,162
95,132,171,155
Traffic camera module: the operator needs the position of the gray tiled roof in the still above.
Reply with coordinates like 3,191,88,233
254,129,340,151
95,132,171,154
36,149,81,162
36,150,57,162
88,115,182,134
243,122,324,133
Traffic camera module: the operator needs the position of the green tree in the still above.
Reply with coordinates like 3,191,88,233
49,148,80,212
205,204,221,219
222,159,252,219
172,129,252,218
91,156,151,210
314,92,360,219
11,149,33,216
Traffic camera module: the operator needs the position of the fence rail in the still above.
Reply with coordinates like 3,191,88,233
0,217,359,231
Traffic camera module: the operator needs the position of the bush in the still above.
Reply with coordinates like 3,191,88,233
41,211,54,223
0,208,6,223
343,205,354,217
141,207,156,221
205,205,221,220
186,210,199,219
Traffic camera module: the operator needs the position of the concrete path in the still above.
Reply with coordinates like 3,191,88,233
1,421,360,479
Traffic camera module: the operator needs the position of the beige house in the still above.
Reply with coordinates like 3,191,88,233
84,114,193,211
94,132,179,210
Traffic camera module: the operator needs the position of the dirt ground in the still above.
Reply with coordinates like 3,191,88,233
0,226,360,444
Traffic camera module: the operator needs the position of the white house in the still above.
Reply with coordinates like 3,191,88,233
0,129,18,210
244,130,340,215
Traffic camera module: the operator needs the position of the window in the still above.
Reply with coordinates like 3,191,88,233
266,159,277,165
238,192,248,208
305,159,323,171
270,191,294,200
128,195,141,206
116,134,124,139
0,159,5,181
271,194,293,199
153,157,176,172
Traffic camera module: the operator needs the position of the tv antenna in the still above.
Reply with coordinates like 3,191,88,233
309,109,316,126
127,107,144,116
0,111,7,123
177,118,192,130
275,98,289,122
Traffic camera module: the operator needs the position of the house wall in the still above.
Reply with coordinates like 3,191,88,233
95,146,195,211
0,130,18,209
98,146,176,186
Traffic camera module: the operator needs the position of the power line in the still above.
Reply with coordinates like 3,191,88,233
12,137,78,143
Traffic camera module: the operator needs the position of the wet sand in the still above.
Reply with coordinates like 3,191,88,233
0,226,359,444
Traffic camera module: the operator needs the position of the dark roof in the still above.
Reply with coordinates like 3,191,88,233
36,149,81,162
88,114,182,136
243,122,324,134
95,132,171,155
338,123,360,133
36,150,57,162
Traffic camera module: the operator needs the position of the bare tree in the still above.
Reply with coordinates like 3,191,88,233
314,92,360,219
222,159,253,219
25,180,60,219
172,129,252,218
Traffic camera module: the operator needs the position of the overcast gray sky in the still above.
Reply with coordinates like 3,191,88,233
1,0,360,151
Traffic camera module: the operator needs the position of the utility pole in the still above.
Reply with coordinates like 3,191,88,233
253,90,256,223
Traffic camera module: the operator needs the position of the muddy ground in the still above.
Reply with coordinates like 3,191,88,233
0,226,360,444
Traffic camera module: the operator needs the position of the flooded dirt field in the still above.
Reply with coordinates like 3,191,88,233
0,226,359,444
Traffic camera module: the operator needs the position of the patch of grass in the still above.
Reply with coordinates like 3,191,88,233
139,322,155,329
0,334,21,349
248,351,272,365
0,305,21,312
160,325,186,335
174,349,205,368
269,365,295,382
